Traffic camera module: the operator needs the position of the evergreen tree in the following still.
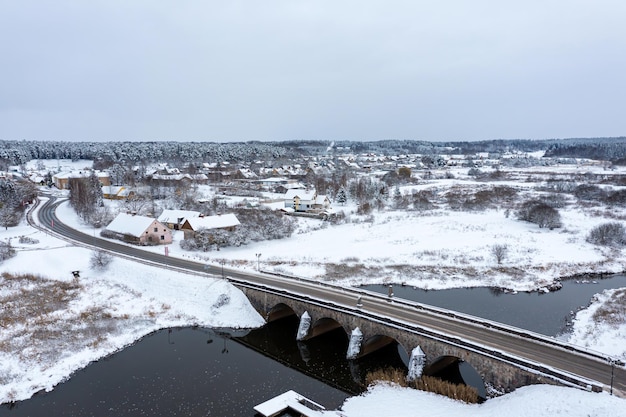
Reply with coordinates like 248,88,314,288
336,187,348,206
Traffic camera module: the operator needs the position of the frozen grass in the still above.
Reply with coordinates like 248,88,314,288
365,368,480,404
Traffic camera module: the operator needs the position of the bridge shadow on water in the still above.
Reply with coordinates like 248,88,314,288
234,315,486,400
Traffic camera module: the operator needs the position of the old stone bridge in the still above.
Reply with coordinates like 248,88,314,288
236,282,610,395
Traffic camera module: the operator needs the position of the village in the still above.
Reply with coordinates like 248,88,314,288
0,144,606,253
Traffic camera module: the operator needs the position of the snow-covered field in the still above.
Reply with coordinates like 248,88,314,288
1,159,625,415
0,205,264,404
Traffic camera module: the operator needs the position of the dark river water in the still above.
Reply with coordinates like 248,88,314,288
364,274,626,337
2,275,625,416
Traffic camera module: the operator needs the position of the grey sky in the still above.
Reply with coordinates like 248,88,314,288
1,1,625,142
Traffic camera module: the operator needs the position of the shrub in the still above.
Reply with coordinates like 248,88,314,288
574,184,606,201
90,250,113,271
18,235,39,244
365,367,479,404
467,168,482,177
587,222,626,246
412,190,435,211
516,200,562,229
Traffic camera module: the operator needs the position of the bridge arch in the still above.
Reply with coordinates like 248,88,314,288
238,286,586,393
360,334,408,364
267,303,298,322
307,317,348,339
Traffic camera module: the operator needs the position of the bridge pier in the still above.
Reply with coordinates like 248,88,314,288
407,346,426,381
237,285,599,393
296,311,311,341
346,328,363,360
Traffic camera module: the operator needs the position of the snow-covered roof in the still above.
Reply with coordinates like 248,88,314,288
315,194,330,204
102,185,124,194
151,173,192,181
185,213,240,231
284,189,316,200
105,213,162,237
158,209,201,224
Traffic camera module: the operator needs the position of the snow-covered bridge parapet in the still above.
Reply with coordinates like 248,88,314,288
237,284,607,394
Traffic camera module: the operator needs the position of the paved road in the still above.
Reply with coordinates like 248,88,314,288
34,196,625,396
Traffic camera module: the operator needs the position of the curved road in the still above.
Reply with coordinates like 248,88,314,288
34,196,625,396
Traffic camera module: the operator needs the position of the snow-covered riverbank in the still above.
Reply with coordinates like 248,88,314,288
0,198,624,415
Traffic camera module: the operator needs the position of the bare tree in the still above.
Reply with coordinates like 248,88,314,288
516,200,562,229
90,250,113,271
587,222,626,247
0,205,18,230
491,244,509,265
0,240,15,262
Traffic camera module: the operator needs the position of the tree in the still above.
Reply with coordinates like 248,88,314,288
69,173,104,224
0,179,36,228
0,240,15,262
90,250,113,271
491,244,509,265
587,222,626,247
398,166,412,181
335,187,348,206
0,205,19,230
108,163,127,185
517,200,562,229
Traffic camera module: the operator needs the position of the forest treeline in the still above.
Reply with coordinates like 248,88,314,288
1,137,625,166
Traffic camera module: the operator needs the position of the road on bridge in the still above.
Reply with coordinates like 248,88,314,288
34,196,625,396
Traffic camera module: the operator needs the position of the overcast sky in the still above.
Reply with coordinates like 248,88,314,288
1,1,625,142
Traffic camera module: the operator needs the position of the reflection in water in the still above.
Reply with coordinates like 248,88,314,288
0,327,349,417
235,315,409,394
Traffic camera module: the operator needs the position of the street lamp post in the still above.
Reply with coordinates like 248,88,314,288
255,253,262,271
220,259,225,279
608,357,624,395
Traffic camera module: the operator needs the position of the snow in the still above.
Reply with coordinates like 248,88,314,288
157,208,201,224
328,384,626,417
185,212,241,230
568,288,626,359
0,204,264,404
104,212,160,237
212,206,622,293
346,327,363,360
1,185,625,414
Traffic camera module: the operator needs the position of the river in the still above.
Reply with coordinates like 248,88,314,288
2,275,624,416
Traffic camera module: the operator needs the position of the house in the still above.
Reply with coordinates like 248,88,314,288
102,213,172,245
284,189,317,212
233,168,258,180
180,213,241,240
157,209,201,230
311,194,332,212
102,185,135,200
52,170,111,190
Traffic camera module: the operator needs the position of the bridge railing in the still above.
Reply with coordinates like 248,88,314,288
259,269,613,365
231,275,604,392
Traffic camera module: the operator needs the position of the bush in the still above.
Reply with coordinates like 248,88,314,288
516,200,562,229
90,250,113,271
18,235,39,244
467,168,482,177
574,184,606,201
587,222,626,246
365,367,479,404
